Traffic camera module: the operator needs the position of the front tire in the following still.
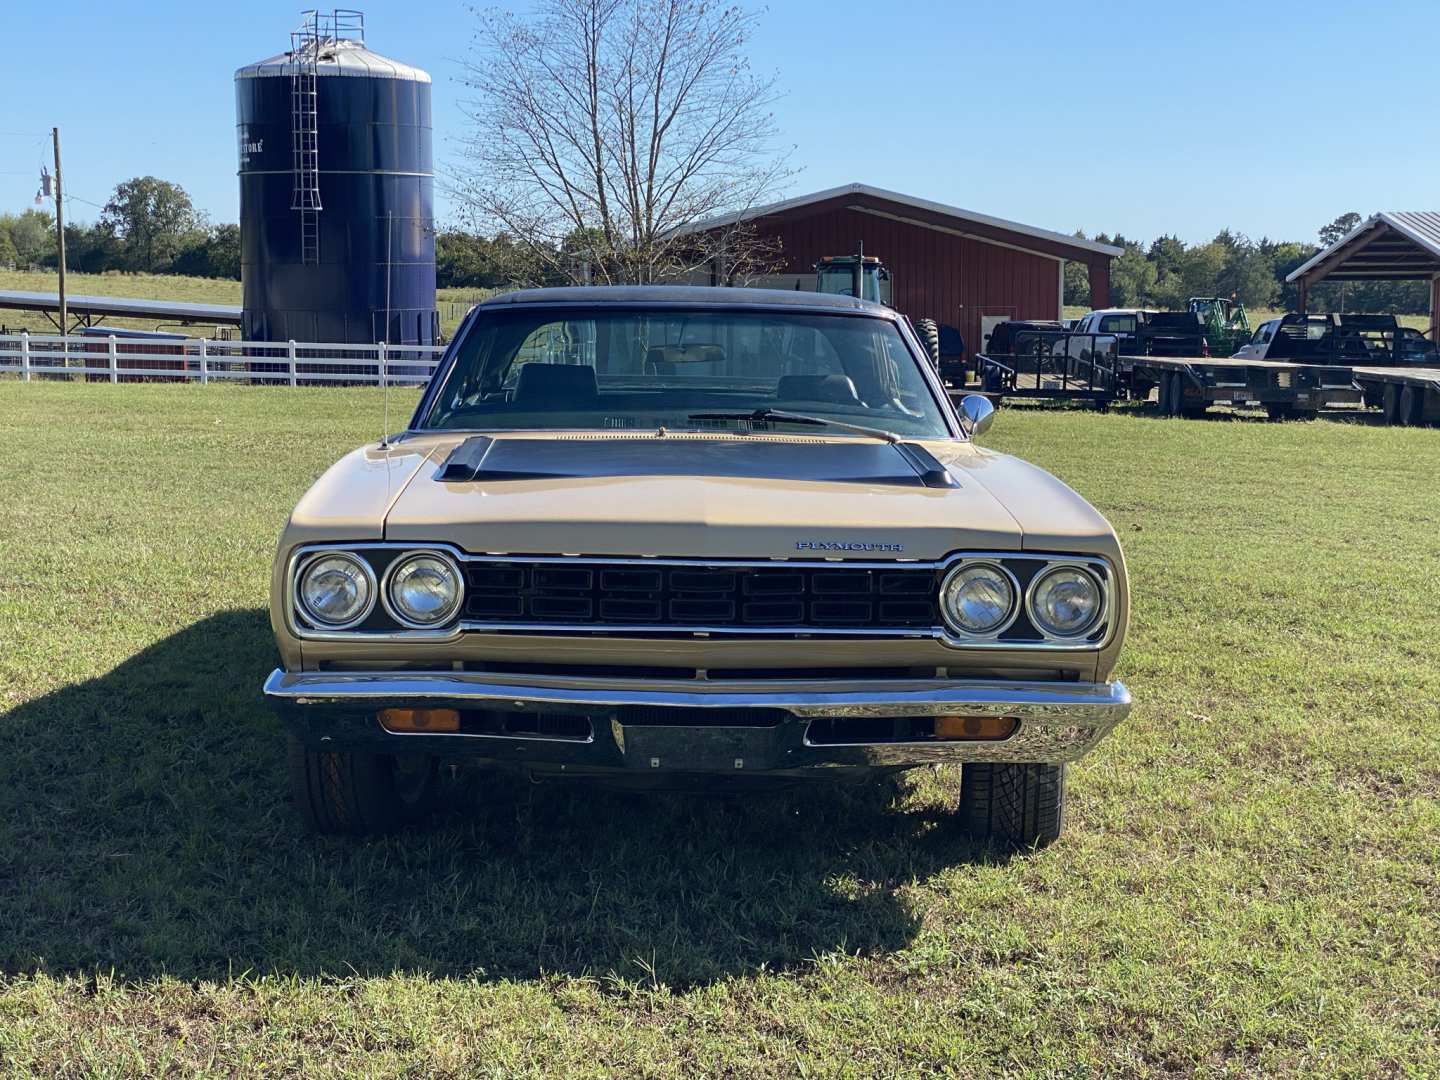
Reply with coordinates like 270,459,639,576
288,737,439,835
957,762,1066,848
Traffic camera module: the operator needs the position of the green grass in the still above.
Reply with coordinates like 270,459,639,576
0,384,1436,1076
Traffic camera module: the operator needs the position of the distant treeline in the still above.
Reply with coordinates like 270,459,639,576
1,177,237,280
1064,212,1428,314
5,183,1424,316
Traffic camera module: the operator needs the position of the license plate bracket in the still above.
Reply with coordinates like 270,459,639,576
618,724,782,771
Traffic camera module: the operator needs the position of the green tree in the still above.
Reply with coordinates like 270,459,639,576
1215,235,1277,309
172,224,241,279
0,222,17,268
1063,259,1090,306
1319,212,1362,247
1177,241,1227,299
4,209,55,268
1109,245,1157,307
99,176,206,272
1266,240,1316,310
62,221,122,274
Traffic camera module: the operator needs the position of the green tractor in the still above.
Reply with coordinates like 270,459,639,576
1188,296,1250,357
814,247,941,370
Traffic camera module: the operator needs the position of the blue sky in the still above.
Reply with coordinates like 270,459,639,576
3,0,1437,247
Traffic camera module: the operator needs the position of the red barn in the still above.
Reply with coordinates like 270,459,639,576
692,183,1118,358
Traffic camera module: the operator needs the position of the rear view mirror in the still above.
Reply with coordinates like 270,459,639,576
645,344,726,366
958,394,995,439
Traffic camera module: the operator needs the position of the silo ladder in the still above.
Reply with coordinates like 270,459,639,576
290,16,324,264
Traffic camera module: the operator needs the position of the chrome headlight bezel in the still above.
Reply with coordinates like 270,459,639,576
294,551,378,630
938,560,1021,639
381,550,465,630
1025,564,1105,640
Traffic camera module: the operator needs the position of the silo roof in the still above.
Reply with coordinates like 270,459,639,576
235,39,431,83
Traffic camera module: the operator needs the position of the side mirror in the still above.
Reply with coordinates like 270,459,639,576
958,393,995,439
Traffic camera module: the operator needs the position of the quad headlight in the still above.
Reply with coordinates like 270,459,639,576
1027,566,1103,638
385,552,464,628
296,552,376,628
939,562,1017,636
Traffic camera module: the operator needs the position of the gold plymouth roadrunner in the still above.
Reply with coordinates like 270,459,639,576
265,287,1130,846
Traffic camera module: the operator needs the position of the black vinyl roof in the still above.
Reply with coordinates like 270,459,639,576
479,285,893,314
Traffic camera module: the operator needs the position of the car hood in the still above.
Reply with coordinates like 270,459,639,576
283,432,1113,563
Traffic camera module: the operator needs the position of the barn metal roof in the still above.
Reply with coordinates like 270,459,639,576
1286,212,1440,284
0,290,243,325
684,183,1122,260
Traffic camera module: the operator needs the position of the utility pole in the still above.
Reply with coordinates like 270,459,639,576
52,127,67,341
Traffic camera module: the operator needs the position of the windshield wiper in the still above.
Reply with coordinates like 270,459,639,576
686,408,901,443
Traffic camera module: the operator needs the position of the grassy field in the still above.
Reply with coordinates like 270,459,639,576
0,384,1436,1076
0,270,491,338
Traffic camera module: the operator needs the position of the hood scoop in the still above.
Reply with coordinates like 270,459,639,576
436,436,959,489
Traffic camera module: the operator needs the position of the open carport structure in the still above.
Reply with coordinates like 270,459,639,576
1287,212,1440,340
1287,213,1440,425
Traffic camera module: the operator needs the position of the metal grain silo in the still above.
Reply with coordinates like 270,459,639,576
235,10,437,345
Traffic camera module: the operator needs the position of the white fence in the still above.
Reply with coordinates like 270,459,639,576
0,333,447,386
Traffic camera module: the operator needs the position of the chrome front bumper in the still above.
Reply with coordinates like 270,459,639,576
264,669,1131,770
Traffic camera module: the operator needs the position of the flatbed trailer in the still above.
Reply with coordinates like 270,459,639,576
1126,355,1363,419
1351,366,1440,426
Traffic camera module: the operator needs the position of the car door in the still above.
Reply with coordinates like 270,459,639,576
1068,315,1094,363
1234,320,1276,360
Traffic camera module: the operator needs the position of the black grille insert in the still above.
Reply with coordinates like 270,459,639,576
463,560,940,631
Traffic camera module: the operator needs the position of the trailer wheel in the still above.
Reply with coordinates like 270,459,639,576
1382,384,1402,425
1266,403,1297,421
1399,384,1423,426
1165,372,1187,417
1156,371,1173,415
913,318,941,370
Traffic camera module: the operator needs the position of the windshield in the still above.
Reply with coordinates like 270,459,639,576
417,307,952,439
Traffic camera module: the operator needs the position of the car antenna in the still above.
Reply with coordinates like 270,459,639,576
379,211,394,450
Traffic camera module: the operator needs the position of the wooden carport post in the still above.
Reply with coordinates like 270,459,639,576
1431,276,1440,341
1088,258,1111,309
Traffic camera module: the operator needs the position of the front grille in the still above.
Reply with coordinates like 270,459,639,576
462,559,939,631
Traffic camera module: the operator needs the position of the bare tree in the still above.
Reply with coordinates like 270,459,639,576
453,0,792,286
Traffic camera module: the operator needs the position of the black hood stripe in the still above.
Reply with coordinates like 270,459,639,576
436,436,959,489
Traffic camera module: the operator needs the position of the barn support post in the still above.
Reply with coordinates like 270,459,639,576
1431,276,1440,342
1088,258,1111,309
1298,278,1308,314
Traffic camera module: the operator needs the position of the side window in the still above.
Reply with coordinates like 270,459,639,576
513,320,597,370
1099,315,1138,334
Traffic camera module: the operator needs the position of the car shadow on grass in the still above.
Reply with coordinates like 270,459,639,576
0,609,1002,988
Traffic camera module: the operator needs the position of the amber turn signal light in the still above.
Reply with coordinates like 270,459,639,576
379,707,460,733
933,715,1017,740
